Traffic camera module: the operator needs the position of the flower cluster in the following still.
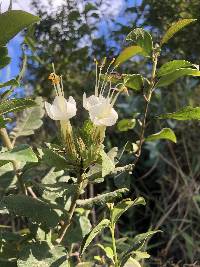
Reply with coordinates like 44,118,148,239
45,60,127,146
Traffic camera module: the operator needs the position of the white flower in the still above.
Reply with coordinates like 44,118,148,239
83,58,124,127
45,72,77,121
45,95,76,121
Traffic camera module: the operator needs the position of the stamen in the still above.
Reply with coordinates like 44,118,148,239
94,58,98,96
60,75,64,96
100,58,116,96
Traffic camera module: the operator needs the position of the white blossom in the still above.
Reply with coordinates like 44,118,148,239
44,72,77,121
83,58,124,127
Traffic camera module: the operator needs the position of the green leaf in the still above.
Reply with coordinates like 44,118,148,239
0,46,10,69
0,116,10,128
1,195,60,228
17,243,68,267
111,197,146,225
80,219,110,255
10,97,44,140
0,79,19,89
97,244,114,263
158,106,200,120
0,10,40,45
77,263,93,267
145,128,177,143
100,150,115,177
157,60,197,77
115,46,144,66
156,68,200,87
117,119,136,132
0,144,38,162
123,74,144,91
133,230,161,246
0,98,36,115
77,188,129,209
161,19,197,45
126,28,153,55
123,258,141,267
39,148,70,170
121,231,160,266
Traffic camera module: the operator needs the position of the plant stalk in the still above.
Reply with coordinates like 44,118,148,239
110,223,119,267
133,48,159,167
57,170,83,244
0,127,27,194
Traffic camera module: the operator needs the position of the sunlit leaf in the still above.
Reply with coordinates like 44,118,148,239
145,128,177,143
115,46,144,66
158,106,200,120
161,19,197,45
0,98,36,115
0,10,40,45
157,60,198,77
111,197,146,225
156,68,200,87
117,119,136,132
126,28,153,55
81,219,110,255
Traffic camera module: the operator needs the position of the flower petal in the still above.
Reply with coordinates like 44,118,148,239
83,93,101,110
45,101,56,120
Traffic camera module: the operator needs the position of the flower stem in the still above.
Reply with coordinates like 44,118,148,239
110,222,119,267
0,128,27,194
133,47,159,167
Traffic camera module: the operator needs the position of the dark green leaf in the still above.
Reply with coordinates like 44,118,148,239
126,28,153,55
115,46,144,66
0,98,36,115
123,74,144,91
0,10,40,45
39,148,69,170
156,68,200,87
1,195,60,228
117,119,136,132
158,106,200,120
145,128,177,143
161,19,197,45
81,219,110,255
0,144,38,162
0,46,10,69
77,188,129,209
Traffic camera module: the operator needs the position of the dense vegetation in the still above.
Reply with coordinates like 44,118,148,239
0,0,199,266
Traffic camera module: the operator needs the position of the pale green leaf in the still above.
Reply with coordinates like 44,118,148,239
77,188,129,209
100,150,115,177
0,98,36,115
157,60,197,77
123,258,141,267
117,119,136,132
158,106,200,120
115,46,144,66
156,68,200,87
111,197,146,225
145,128,177,143
0,144,38,162
0,10,40,45
10,97,44,139
161,19,197,45
81,219,110,255
126,28,153,55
